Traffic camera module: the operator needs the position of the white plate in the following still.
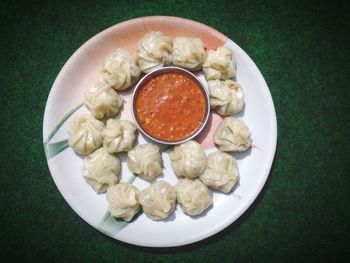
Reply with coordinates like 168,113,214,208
43,16,277,247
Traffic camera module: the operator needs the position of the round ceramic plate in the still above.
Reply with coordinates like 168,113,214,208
43,16,277,247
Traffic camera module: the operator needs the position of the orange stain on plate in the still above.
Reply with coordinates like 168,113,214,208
196,113,223,149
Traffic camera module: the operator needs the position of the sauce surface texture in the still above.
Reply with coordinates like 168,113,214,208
135,72,206,142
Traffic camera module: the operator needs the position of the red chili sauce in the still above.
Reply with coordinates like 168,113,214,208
135,72,207,142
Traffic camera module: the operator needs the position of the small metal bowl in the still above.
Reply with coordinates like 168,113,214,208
132,66,210,145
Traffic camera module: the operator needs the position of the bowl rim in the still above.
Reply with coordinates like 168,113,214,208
131,66,211,145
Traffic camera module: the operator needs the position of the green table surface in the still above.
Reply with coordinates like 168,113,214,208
1,0,349,261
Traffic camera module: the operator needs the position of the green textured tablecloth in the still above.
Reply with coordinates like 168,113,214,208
1,0,349,261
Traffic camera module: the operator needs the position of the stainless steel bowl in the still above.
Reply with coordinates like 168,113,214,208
132,66,210,145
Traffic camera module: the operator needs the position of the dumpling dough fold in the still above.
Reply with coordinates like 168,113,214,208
81,147,120,193
84,81,123,119
175,178,212,216
139,181,176,221
170,140,207,179
102,48,140,90
102,119,138,153
68,114,105,155
200,151,239,193
106,183,140,222
127,143,162,180
172,37,206,71
208,79,244,116
203,46,236,80
213,117,252,152
137,31,173,73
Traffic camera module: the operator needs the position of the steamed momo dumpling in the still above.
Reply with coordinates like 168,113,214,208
68,114,105,155
139,181,176,221
102,119,138,153
208,79,244,116
84,81,123,119
169,140,207,179
200,151,239,193
106,183,140,222
81,147,120,193
137,31,173,73
203,46,236,80
102,48,141,90
172,37,206,71
175,179,212,216
127,143,162,180
214,117,252,152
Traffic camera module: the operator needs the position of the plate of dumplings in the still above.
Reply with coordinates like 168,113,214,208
43,16,277,247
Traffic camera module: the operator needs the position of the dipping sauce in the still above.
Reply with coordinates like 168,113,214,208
135,72,207,142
